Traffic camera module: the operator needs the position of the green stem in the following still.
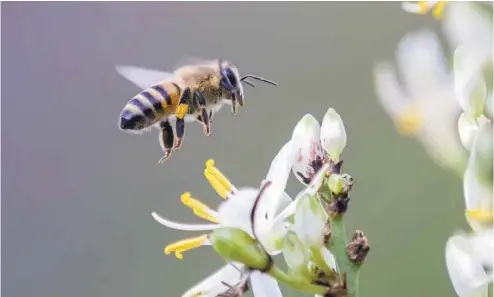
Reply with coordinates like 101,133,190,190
330,217,360,297
268,265,328,295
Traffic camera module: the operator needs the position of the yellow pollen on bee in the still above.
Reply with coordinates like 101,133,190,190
181,192,219,223
176,104,189,119
395,105,423,136
466,209,494,223
204,159,233,199
164,234,209,259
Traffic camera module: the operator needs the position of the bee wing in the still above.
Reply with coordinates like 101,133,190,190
115,65,174,89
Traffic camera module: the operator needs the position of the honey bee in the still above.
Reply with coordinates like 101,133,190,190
116,59,277,163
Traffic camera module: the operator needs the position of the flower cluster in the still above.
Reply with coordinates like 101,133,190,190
374,2,493,176
377,2,493,297
151,108,369,297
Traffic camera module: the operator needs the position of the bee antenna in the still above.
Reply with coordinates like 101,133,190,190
240,80,256,88
240,75,278,87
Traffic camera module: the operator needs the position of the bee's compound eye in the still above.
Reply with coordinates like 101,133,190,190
120,111,145,130
225,68,237,86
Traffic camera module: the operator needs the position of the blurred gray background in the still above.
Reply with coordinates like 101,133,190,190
2,2,466,297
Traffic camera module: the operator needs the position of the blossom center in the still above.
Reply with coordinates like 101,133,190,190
396,105,423,136
204,159,234,199
466,209,494,223
181,192,219,223
164,234,210,259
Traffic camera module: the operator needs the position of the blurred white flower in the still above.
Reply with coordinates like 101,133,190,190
442,2,493,64
291,109,347,185
373,29,466,174
445,230,494,297
463,119,493,233
402,1,447,19
453,46,487,119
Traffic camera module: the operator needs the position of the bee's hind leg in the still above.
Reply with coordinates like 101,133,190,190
193,90,211,136
174,87,191,150
158,120,174,163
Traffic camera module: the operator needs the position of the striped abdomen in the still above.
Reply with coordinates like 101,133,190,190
119,81,181,131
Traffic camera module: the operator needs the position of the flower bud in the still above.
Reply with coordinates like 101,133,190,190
320,108,347,160
210,228,271,271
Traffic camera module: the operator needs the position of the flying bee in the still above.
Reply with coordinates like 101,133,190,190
116,59,278,163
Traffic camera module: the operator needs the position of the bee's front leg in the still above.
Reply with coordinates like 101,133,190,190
174,87,191,150
157,119,174,163
193,90,211,136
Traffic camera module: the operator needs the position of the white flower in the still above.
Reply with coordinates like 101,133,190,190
463,119,493,233
402,1,447,19
445,231,494,297
181,262,283,297
291,109,347,185
151,140,303,296
181,262,245,297
373,29,467,174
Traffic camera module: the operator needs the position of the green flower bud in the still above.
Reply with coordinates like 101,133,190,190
210,227,271,270
328,174,345,195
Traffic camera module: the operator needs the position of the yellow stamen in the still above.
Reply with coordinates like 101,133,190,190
181,192,219,223
395,105,422,136
204,159,233,199
466,209,494,223
418,1,429,15
432,1,447,19
164,234,209,259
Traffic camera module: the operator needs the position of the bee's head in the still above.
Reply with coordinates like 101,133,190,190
219,59,278,108
219,61,244,106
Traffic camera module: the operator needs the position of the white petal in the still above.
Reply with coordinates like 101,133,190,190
320,108,347,159
293,193,328,247
463,120,493,231
445,233,493,297
250,271,283,297
453,46,487,117
395,29,449,98
264,140,298,220
291,114,323,185
373,62,409,118
217,187,261,238
275,192,293,217
182,263,244,297
401,1,438,14
458,112,480,151
320,247,338,271
151,212,219,231
271,162,330,226
443,2,493,62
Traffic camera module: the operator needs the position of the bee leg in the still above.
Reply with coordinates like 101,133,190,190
157,120,174,163
174,87,191,150
231,99,237,115
209,110,214,123
193,90,211,136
